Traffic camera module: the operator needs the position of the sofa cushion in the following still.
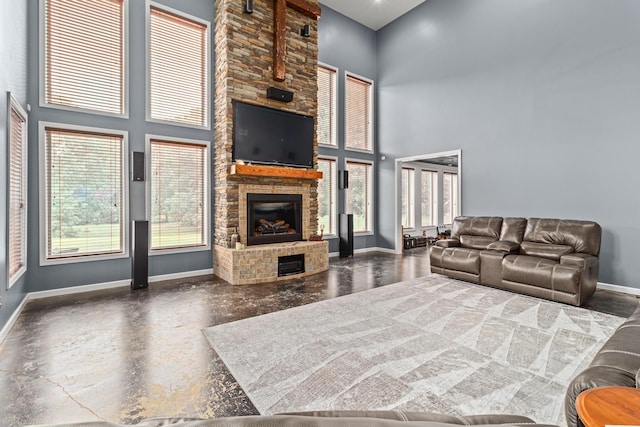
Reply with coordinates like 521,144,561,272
524,218,601,256
500,217,527,243
487,240,520,253
502,255,580,294
442,248,481,275
520,241,573,261
460,235,497,249
451,216,502,240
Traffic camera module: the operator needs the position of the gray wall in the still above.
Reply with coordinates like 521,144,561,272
376,0,640,288
318,5,378,253
24,0,214,294
0,0,28,328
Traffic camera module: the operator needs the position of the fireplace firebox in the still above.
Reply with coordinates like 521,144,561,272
247,193,303,246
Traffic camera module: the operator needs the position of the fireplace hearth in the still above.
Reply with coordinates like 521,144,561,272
247,193,302,246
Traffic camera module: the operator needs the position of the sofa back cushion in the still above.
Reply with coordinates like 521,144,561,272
524,218,602,256
451,216,502,240
451,216,503,250
499,217,527,243
520,241,573,261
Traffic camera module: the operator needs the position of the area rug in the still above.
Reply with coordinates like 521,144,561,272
203,275,624,424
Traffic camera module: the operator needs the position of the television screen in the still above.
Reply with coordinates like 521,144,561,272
233,101,314,169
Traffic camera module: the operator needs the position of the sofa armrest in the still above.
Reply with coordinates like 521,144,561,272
435,239,460,248
486,240,520,254
560,253,598,269
564,366,637,427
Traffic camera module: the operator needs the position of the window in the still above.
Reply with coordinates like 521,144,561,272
149,137,209,251
317,65,337,146
148,4,210,128
317,157,337,236
7,94,28,286
443,172,459,225
42,0,126,115
41,124,127,263
421,170,438,227
401,167,415,229
346,160,373,233
345,74,373,151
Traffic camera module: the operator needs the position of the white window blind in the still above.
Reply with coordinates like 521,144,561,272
317,158,336,235
345,74,372,151
44,0,125,115
443,172,459,225
317,66,336,146
402,167,415,228
150,139,208,250
8,99,28,283
346,160,373,233
44,127,125,260
421,170,437,227
149,6,209,128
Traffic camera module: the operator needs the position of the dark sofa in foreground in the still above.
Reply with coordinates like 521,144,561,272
36,411,557,426
564,302,640,427
430,216,602,306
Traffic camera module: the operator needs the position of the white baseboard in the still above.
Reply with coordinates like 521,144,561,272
598,281,640,297
0,268,214,344
0,297,29,345
148,268,214,284
370,247,397,255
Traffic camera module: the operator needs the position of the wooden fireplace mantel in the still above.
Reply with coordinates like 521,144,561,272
229,164,323,180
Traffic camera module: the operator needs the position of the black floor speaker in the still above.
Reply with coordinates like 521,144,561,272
339,213,354,258
131,220,149,290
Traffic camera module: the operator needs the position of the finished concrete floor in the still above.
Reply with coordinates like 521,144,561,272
0,249,638,426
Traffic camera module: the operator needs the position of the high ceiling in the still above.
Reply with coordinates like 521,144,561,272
320,0,426,31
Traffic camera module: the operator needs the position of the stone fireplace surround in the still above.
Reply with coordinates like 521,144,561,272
246,193,303,246
213,183,329,285
212,0,328,285
239,184,311,245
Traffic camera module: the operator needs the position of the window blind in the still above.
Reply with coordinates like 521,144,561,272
345,75,372,151
317,66,336,146
421,170,437,227
44,0,125,115
443,172,458,225
45,128,125,260
149,6,209,128
150,139,208,250
317,158,336,235
9,106,27,280
402,168,415,228
346,160,372,232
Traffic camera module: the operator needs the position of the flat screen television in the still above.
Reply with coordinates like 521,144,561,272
233,101,314,169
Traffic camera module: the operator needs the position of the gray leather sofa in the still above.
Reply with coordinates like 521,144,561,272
565,303,640,427
430,216,602,306
35,411,557,426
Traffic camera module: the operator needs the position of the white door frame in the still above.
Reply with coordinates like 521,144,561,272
394,149,462,254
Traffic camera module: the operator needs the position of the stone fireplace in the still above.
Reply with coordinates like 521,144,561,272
212,0,328,285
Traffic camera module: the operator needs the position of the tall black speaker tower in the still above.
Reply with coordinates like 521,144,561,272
339,213,354,258
131,220,149,290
